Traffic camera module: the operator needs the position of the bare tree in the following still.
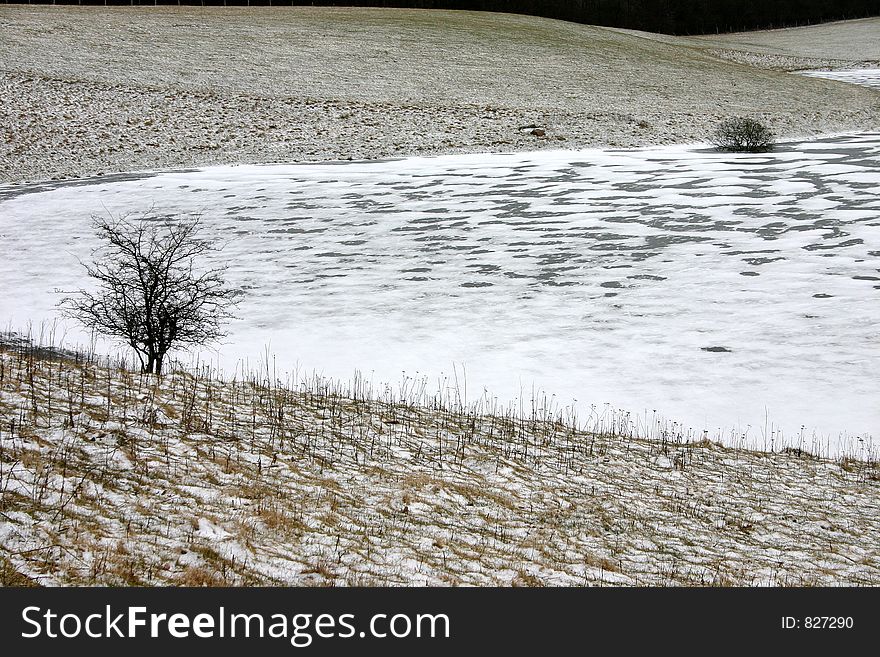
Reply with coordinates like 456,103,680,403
61,212,239,375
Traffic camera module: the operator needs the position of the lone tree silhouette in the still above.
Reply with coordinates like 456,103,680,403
61,212,238,375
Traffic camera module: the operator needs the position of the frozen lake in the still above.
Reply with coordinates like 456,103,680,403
1,133,878,455
800,68,880,88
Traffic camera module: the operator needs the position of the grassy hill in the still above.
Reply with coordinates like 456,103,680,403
3,1,878,35
2,7,880,182
1,339,877,586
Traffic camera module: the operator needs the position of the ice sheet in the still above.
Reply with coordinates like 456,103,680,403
1,132,878,454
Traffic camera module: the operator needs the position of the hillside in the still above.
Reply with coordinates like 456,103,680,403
1,340,877,586
689,16,880,70
2,6,880,588
2,6,880,183
2,0,877,35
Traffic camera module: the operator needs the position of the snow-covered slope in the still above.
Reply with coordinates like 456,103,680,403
1,342,877,586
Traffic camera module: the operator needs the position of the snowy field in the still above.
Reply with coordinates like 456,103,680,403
1,132,879,455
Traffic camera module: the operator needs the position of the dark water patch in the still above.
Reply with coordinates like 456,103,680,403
316,251,354,258
539,169,582,184
743,257,784,265
501,209,576,220
643,235,713,249
803,238,863,251
391,223,438,233
845,181,880,191
537,252,580,266
466,264,502,274
813,293,833,298
588,242,637,254
589,232,637,242
461,281,493,288
409,216,456,225
402,223,443,232
630,252,660,261
539,266,581,276
751,222,789,240
628,274,666,281
600,281,623,288
419,207,456,214
740,271,760,277
267,227,327,235
853,275,880,281
702,346,732,353
478,218,522,227
412,234,470,243
365,208,409,214
284,202,325,211
401,192,441,203
542,280,579,287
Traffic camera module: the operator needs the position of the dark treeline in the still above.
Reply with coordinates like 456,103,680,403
5,1,880,35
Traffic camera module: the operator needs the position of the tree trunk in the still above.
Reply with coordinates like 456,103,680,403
145,349,157,374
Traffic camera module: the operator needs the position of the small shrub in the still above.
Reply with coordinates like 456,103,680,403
711,117,774,152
